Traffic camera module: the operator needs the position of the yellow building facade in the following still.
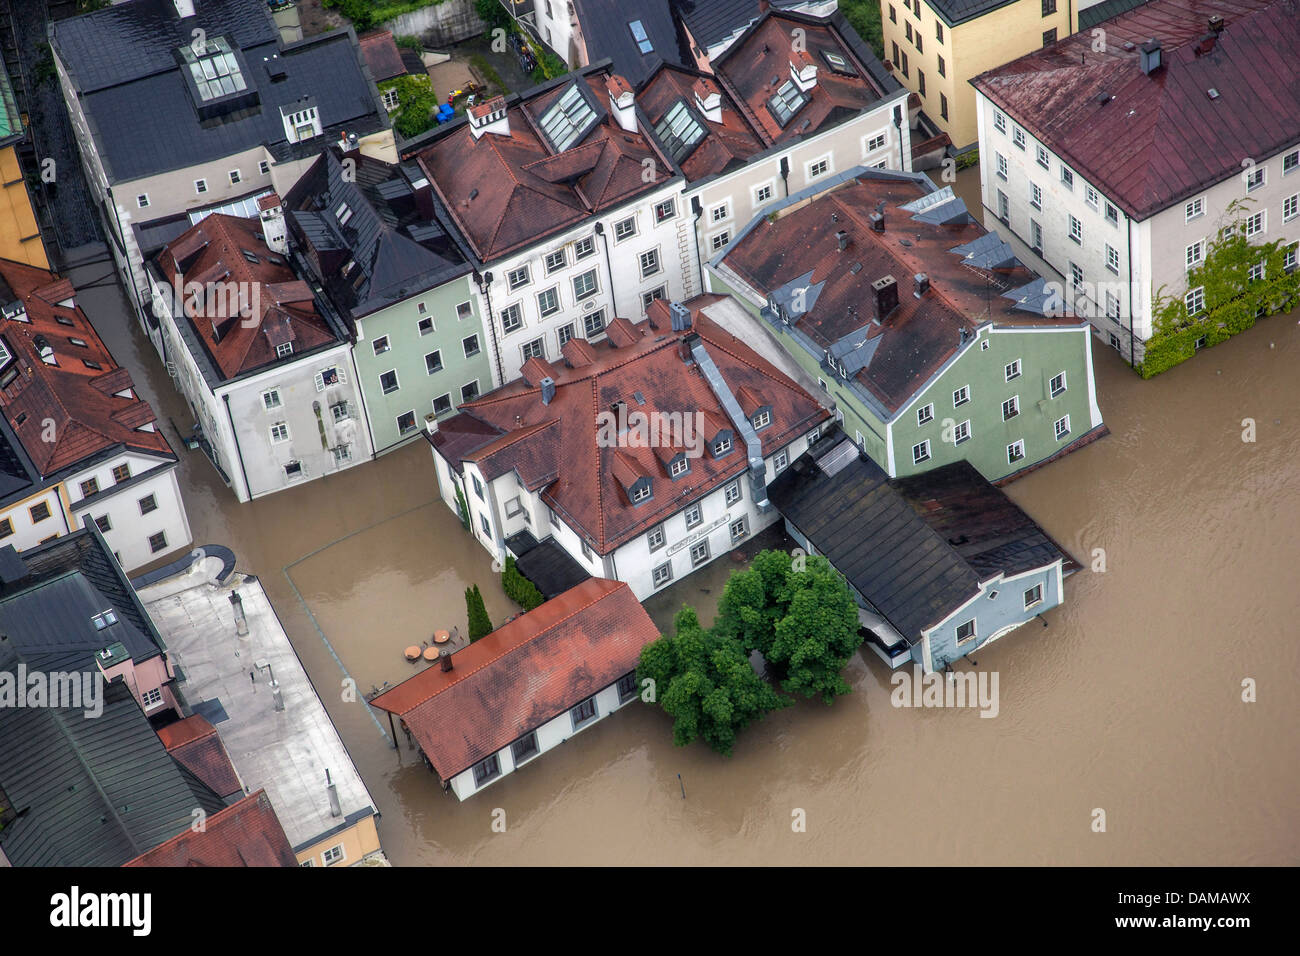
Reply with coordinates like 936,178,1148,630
880,0,1077,151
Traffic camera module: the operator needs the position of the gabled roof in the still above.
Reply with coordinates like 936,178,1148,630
430,299,829,553
767,434,1075,641
124,790,297,867
283,149,471,320
922,0,1023,27
412,67,674,262
673,0,808,51
573,0,689,88
637,67,765,181
0,661,226,868
157,714,243,800
0,258,173,478
358,30,407,83
369,578,658,779
155,215,341,382
717,171,1076,414
48,0,387,183
972,0,1294,219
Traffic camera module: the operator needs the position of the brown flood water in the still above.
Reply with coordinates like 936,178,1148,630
64,228,1299,866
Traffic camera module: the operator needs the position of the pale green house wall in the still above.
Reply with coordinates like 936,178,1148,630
352,273,493,454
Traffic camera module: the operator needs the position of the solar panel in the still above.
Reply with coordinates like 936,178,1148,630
539,83,597,152
629,20,653,54
654,100,705,163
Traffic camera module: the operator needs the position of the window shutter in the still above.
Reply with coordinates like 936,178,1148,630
336,366,347,385
315,371,325,392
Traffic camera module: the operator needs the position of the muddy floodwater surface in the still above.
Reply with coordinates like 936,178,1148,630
65,234,1299,866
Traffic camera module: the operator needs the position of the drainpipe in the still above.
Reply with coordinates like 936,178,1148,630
595,221,617,317
222,392,254,502
1126,210,1136,369
779,155,790,198
893,103,904,170
474,271,505,388
690,196,705,294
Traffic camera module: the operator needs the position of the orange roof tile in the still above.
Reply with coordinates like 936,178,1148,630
123,791,296,867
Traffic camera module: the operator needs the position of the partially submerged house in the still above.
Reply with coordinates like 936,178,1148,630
768,431,1078,672
369,577,659,801
426,297,829,600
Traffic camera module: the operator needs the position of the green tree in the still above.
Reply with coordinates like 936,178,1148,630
474,0,513,31
716,550,862,704
501,556,544,611
637,607,789,757
465,584,493,641
454,482,471,532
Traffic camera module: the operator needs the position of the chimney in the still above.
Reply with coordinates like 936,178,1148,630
913,273,930,298
790,51,818,93
670,301,692,331
424,412,439,435
539,376,556,405
679,331,700,364
607,76,637,132
326,770,342,817
870,211,885,232
229,590,249,636
758,0,771,14
1196,33,1217,55
872,275,899,319
836,230,849,252
468,96,510,139
1139,39,1162,75
440,648,453,672
693,81,722,123
1208,15,1225,33
258,193,287,255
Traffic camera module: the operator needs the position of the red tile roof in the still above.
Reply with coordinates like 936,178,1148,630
972,0,1292,219
0,258,173,477
712,13,889,147
358,29,407,83
157,715,243,799
156,215,339,381
369,578,658,779
430,302,829,552
718,173,1082,413
414,68,673,261
123,790,297,867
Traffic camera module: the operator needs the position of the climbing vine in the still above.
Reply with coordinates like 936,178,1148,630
1141,200,1300,378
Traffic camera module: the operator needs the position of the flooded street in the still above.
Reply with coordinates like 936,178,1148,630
62,236,1299,866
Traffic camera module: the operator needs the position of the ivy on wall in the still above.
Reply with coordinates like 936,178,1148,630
379,73,439,138
1141,200,1300,378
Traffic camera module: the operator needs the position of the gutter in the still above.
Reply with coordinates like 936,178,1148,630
222,392,254,502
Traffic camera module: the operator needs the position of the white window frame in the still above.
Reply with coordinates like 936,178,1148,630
1024,584,1044,609
269,421,290,444
1050,371,1066,397
917,403,934,426
1007,439,1025,464
262,388,282,410
912,439,930,464
1054,414,1071,440
953,420,971,445
613,216,637,242
953,385,970,407
1002,396,1019,420
806,155,832,180
1185,196,1205,221
1004,359,1021,381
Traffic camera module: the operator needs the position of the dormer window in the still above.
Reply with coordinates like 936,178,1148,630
281,102,322,144
713,436,732,456
751,409,771,430
92,609,119,630
539,83,596,152
630,482,651,503
669,457,689,478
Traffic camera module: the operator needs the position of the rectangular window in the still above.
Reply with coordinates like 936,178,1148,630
1030,182,1042,209
262,388,282,411
912,440,930,464
1050,371,1067,397
425,350,443,374
639,249,661,278
1245,211,1265,237
1043,28,1057,46
195,179,208,194
754,183,774,204
729,516,748,544
937,55,945,78
331,400,350,423
472,753,501,786
809,158,829,179
462,380,480,402
652,562,673,588
1285,150,1299,174
536,287,560,317
1185,197,1205,221
710,202,729,224
1070,262,1084,287
479,513,491,536
917,403,934,426
1106,244,1120,274
570,696,598,729
669,457,689,478
0,518,11,538
647,524,666,551
259,160,270,175
1285,242,1298,272
521,338,545,361
433,393,453,416
463,334,480,357
1002,396,1019,420
690,539,710,567
994,110,1006,133
1005,359,1021,381
544,249,567,273
1284,194,1299,221
654,198,676,223
1186,240,1204,269
1105,202,1119,225
507,266,530,290
270,421,290,443
557,323,576,346
1054,415,1071,440
953,420,971,445
641,287,666,311
996,152,1007,180
397,411,417,434
1245,166,1265,192
142,687,163,709
276,343,293,358
1012,126,1025,150
724,479,742,506
112,464,131,483
139,494,158,515
500,303,523,334
511,732,540,764
149,531,168,553
1042,0,1056,13
573,270,598,301
617,672,638,704
1031,219,1042,252
457,301,473,321
614,217,637,242
1106,291,1120,321
583,310,606,337
684,503,703,529
228,169,241,185
80,477,99,497
940,94,948,121
936,22,943,42
93,514,111,533
997,189,1009,222
372,334,391,355
137,194,150,208
1060,166,1074,189
774,450,789,473
956,619,976,644
953,385,970,406
380,370,399,394
866,133,887,153
750,409,771,430
1024,584,1044,609
1069,215,1082,243
1085,185,1099,210
1036,145,1049,169
573,236,595,259
710,231,731,252
1185,286,1206,315
1007,439,1025,464
889,5,896,22
917,71,925,97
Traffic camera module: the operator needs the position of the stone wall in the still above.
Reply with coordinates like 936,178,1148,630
383,0,485,46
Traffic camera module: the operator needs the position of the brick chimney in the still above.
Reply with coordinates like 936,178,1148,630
872,275,899,319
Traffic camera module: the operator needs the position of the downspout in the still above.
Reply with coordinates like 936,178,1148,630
893,103,904,170
690,196,705,293
222,392,254,502
779,155,791,198
595,221,617,317
1127,211,1136,369
474,271,505,388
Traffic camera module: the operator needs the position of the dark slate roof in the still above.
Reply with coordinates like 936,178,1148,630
49,0,387,183
673,0,807,50
283,149,472,320
0,657,226,867
768,434,1072,640
1079,0,1152,30
922,0,1020,27
513,538,592,600
573,0,688,88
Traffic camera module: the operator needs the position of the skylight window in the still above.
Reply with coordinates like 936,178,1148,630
629,20,653,54
179,36,246,102
539,83,597,152
768,80,808,128
653,100,705,163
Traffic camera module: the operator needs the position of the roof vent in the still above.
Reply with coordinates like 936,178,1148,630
835,230,849,251
914,273,930,298
1208,14,1225,33
539,376,556,405
1123,41,1136,51
869,212,885,232
1207,88,1220,100
1096,92,1112,105
669,301,692,331
1139,39,1162,75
